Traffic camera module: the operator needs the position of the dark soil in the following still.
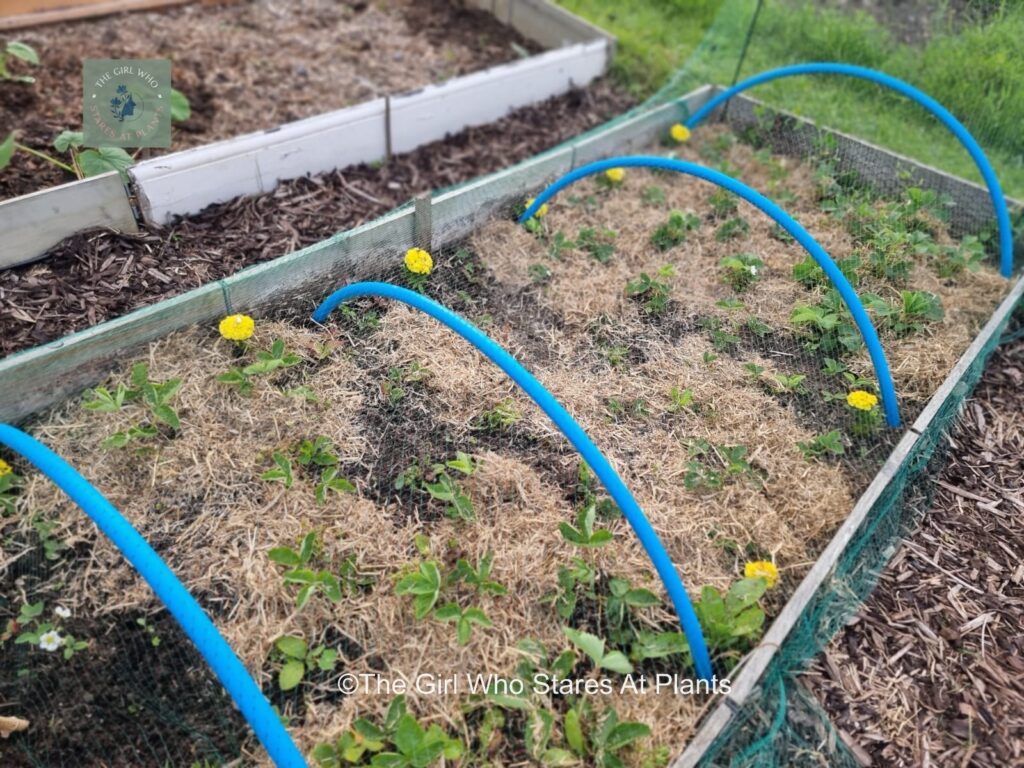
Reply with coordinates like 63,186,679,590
0,530,247,767
0,80,635,358
804,323,1024,766
0,0,540,198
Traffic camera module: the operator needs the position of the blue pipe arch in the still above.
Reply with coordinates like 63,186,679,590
312,282,715,681
0,424,307,767
519,156,901,427
684,62,1014,278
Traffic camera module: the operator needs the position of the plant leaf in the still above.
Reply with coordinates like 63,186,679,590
77,146,133,178
275,635,308,659
0,132,15,170
170,88,191,122
5,41,39,65
278,659,306,690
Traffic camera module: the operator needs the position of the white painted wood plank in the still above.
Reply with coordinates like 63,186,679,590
0,172,137,269
509,0,614,49
132,99,387,224
389,42,607,155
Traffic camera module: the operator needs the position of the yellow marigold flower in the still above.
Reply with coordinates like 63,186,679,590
0,458,12,477
525,197,549,218
605,167,625,183
745,560,778,588
670,123,691,143
846,390,879,411
404,247,433,275
219,314,255,342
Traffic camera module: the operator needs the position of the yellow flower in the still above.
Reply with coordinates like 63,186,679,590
605,167,625,183
670,123,691,143
0,459,12,477
219,314,255,342
846,390,879,411
404,247,433,276
525,197,549,218
745,560,778,588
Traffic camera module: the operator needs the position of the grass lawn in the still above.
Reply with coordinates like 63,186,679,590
557,0,1024,199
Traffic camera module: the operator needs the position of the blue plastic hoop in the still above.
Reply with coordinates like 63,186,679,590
685,62,1014,278
312,282,715,681
519,155,901,427
0,424,306,768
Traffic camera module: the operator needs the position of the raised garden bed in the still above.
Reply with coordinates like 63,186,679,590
0,81,633,357
0,0,539,198
0,0,613,266
1,87,1019,766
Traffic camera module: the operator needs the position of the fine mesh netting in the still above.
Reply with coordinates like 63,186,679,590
1,1,1022,766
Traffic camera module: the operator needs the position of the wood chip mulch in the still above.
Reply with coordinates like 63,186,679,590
0,81,635,358
803,326,1024,767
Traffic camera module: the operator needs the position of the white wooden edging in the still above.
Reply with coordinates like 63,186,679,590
389,41,607,155
0,171,138,269
131,98,388,224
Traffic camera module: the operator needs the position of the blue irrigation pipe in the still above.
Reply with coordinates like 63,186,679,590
312,282,715,681
0,424,306,768
519,156,901,427
684,62,1015,279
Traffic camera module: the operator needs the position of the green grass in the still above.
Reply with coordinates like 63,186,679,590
558,0,1024,197
556,0,723,97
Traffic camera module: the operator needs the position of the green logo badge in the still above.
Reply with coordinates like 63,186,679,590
83,59,171,148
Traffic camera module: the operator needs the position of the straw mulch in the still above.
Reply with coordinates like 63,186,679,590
4,129,1012,764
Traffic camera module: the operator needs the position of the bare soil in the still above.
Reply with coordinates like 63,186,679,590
0,0,540,198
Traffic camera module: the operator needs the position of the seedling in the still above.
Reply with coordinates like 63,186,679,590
797,430,845,460
640,186,666,207
274,634,338,691
434,602,493,645
667,386,694,412
625,270,672,315
560,505,612,548
452,552,507,596
708,188,738,217
395,561,443,619
576,227,617,263
548,557,597,619
218,338,302,395
772,373,807,395
693,577,768,661
475,398,520,431
0,466,23,515
549,230,575,259
382,362,432,405
605,577,660,631
261,452,294,488
32,515,67,561
650,210,699,251
563,627,633,674
528,263,553,284
719,253,762,292
313,696,420,766
715,216,749,242
563,703,651,768
422,452,477,521
315,467,356,505
136,617,162,647
268,532,342,608
91,363,182,449
0,40,38,82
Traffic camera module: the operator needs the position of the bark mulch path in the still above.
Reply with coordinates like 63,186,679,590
0,0,539,198
0,81,635,358
804,326,1024,766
